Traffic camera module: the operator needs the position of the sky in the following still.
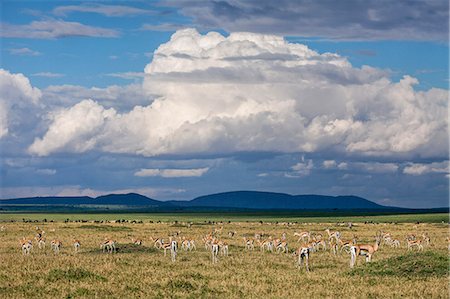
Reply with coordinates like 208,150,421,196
0,0,449,208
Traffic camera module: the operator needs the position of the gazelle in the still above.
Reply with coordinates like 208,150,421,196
161,242,172,256
276,240,289,254
325,229,341,242
311,239,327,252
73,239,81,252
150,237,163,249
20,238,32,255
170,239,177,262
406,239,423,251
101,239,116,253
180,237,196,251
293,246,311,272
258,239,273,252
388,238,401,248
406,234,416,241
211,239,219,263
132,238,143,246
350,235,381,268
219,241,229,256
51,240,62,254
294,231,310,243
244,237,254,250
338,235,358,253
36,237,46,249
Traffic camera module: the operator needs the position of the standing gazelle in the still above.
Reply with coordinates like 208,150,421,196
350,235,381,268
20,238,32,255
211,239,219,264
294,246,311,272
51,240,62,254
170,239,177,262
73,239,81,253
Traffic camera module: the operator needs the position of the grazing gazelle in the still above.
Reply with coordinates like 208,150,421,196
150,237,163,249
276,240,289,254
350,235,381,268
339,235,358,253
407,239,423,251
131,238,143,246
325,229,341,242
73,239,81,252
51,240,62,254
36,237,46,249
20,238,32,255
244,237,254,250
180,236,196,251
101,239,116,253
294,231,310,243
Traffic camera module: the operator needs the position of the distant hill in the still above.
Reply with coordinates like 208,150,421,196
1,190,392,211
0,193,168,207
175,191,386,210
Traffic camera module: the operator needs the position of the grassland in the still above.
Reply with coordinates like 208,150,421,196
1,211,448,223
0,213,448,298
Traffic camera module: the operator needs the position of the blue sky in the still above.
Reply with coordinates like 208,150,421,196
0,1,448,208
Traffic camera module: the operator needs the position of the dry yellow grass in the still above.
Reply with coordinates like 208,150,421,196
0,220,448,298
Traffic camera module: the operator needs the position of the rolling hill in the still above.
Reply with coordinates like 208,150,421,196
174,191,385,210
1,191,387,210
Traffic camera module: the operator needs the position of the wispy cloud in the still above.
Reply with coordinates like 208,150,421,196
106,72,145,80
36,168,56,175
32,72,65,78
53,4,157,17
1,20,120,39
140,23,188,32
8,47,41,56
135,167,209,178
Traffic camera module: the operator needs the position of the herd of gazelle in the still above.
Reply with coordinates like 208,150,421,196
17,226,436,270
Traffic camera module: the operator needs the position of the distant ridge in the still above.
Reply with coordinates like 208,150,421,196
1,190,385,210
173,191,385,210
0,193,167,207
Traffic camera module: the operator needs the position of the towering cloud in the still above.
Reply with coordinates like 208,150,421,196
29,29,448,159
0,69,41,139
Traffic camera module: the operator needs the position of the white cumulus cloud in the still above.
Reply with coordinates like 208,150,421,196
0,69,42,139
403,161,449,175
134,167,209,178
28,29,448,159
28,99,116,156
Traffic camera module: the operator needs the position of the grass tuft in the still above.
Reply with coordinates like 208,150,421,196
349,251,449,277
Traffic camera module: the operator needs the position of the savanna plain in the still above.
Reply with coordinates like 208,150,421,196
0,213,448,298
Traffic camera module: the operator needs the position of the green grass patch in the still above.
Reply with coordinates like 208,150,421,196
47,267,107,282
349,251,449,277
78,224,132,231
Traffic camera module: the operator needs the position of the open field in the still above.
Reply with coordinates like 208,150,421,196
0,214,448,298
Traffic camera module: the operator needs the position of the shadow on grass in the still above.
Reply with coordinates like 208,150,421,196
82,243,160,255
